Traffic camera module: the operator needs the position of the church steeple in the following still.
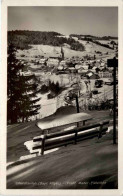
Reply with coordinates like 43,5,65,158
61,47,64,60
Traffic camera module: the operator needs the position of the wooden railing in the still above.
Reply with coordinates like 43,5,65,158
31,120,109,155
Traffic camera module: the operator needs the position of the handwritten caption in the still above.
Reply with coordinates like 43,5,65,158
16,181,106,186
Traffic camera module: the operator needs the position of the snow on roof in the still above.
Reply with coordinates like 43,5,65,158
101,62,105,66
58,66,64,70
75,64,82,69
92,66,98,70
40,59,46,62
87,72,93,77
69,67,76,70
82,65,88,69
37,113,92,130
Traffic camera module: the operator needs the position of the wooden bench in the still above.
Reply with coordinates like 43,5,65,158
24,112,109,156
24,113,92,155
32,120,109,155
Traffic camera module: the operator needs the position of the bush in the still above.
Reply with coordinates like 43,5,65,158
49,81,61,94
40,84,49,93
47,93,56,99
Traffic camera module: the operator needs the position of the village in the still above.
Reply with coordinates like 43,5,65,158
15,36,118,120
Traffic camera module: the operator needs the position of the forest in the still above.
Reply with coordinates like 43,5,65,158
8,30,85,51
70,34,118,50
70,34,118,40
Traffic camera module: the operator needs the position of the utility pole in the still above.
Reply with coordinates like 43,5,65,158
71,92,80,127
75,94,80,113
113,62,116,144
72,92,80,113
107,57,118,144
104,84,105,101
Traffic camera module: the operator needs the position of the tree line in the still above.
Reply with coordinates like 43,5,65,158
8,30,85,51
70,34,118,50
70,34,118,40
40,81,64,96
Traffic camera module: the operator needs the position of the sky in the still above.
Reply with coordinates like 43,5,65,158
8,7,118,37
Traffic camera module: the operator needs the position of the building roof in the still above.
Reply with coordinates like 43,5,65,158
92,66,98,70
75,64,82,69
82,65,88,70
89,74,100,79
58,66,64,71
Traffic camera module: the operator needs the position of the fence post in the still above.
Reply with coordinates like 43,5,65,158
41,135,46,155
98,122,103,139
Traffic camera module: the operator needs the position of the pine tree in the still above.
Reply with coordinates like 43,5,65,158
7,44,41,123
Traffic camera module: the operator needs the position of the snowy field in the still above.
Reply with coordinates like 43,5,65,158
16,40,116,60
78,40,115,54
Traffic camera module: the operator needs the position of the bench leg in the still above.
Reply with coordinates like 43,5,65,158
98,123,103,139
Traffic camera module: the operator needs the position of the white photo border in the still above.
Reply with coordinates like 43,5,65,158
1,0,123,195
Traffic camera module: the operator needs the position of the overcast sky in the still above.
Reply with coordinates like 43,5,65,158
8,7,118,37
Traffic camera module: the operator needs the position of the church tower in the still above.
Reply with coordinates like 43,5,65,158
61,47,64,60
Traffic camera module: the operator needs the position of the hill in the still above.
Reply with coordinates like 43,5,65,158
70,34,118,50
8,30,85,51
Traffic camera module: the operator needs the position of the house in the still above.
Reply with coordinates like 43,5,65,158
30,64,41,69
99,62,106,70
86,71,100,79
82,65,89,70
97,59,101,62
59,60,66,66
94,62,100,67
47,58,59,66
92,66,98,73
86,71,94,77
89,60,95,63
75,64,82,70
78,67,88,74
89,74,100,79
92,66,101,73
57,65,64,71
20,70,32,76
34,72,42,77
68,67,77,73
39,58,47,64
